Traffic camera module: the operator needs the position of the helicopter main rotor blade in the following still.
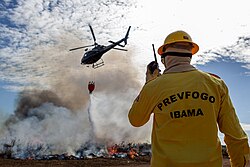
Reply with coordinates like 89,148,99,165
88,24,96,44
113,48,128,51
69,44,94,51
109,41,125,47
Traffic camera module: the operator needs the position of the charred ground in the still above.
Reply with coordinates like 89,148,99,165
0,156,233,167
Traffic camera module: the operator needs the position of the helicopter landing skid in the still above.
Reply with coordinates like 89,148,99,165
93,59,104,69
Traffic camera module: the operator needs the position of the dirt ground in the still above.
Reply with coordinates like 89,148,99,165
0,157,245,167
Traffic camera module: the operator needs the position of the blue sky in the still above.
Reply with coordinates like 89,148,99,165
1,0,250,145
0,84,17,113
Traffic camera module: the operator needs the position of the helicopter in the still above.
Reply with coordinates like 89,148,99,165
69,25,131,69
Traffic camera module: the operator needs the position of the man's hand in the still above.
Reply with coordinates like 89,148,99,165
146,61,161,83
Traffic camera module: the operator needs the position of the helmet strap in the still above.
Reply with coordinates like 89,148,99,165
161,52,192,59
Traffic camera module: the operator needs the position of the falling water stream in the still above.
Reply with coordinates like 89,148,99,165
87,94,96,142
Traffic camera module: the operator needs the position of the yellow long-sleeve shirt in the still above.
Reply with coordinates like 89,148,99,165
128,69,249,167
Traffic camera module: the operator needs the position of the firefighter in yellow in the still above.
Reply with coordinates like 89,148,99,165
128,30,250,167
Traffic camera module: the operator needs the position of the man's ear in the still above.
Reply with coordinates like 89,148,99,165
161,57,167,67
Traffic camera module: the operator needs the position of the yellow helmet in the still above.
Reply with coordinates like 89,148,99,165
158,30,199,55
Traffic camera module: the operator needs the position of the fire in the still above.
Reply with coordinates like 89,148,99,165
106,143,141,159
128,148,138,159
0,141,152,160
107,144,118,156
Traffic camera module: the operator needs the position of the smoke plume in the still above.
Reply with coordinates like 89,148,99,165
0,39,151,157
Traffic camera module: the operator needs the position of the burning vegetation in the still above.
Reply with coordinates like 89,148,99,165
0,140,230,164
0,140,151,160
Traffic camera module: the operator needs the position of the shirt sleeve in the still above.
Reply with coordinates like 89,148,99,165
128,85,154,127
217,81,250,167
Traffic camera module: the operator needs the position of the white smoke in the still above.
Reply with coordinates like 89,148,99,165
1,103,91,155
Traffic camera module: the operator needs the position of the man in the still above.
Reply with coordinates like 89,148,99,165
128,30,250,167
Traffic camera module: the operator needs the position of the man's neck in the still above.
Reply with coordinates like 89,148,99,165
164,56,196,73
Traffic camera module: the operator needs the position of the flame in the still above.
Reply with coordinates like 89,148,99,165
107,144,139,159
128,148,138,159
107,145,118,155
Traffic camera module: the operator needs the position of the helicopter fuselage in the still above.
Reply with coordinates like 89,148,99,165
81,46,105,64
81,38,126,65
